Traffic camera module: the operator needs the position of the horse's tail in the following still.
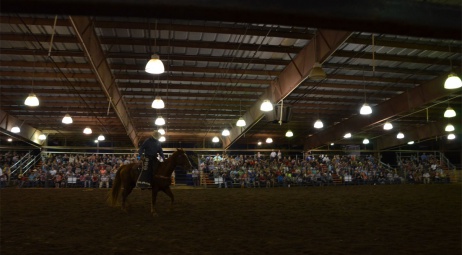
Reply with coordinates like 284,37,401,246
107,165,123,207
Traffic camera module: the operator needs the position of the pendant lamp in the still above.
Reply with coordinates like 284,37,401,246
445,124,455,132
444,73,462,89
11,126,20,133
25,93,39,107
260,99,273,112
444,107,456,118
151,96,165,109
155,116,166,126
222,129,230,136
83,127,92,134
62,114,73,124
314,119,323,129
383,122,393,130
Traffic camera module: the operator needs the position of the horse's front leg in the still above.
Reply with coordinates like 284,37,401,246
162,186,175,212
151,187,159,217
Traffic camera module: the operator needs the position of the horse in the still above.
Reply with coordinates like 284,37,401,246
108,148,192,216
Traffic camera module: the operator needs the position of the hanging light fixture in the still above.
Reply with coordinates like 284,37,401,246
313,102,323,129
309,62,326,80
159,136,166,142
330,143,334,146
363,138,370,144
314,119,324,129
444,46,461,89
39,134,46,140
344,133,352,138
222,129,230,136
444,73,462,89
158,127,165,135
155,116,166,126
62,113,73,124
7,138,12,142
266,137,273,143
236,100,246,127
25,93,39,107
236,118,246,127
360,103,372,115
447,133,456,140
212,136,219,143
408,141,414,145
151,96,165,109
396,132,404,139
445,124,455,132
309,31,326,80
444,107,456,118
25,53,39,107
151,75,165,109
98,134,105,141
260,99,273,112
94,139,99,143
11,126,20,133
285,130,293,137
145,54,165,74
360,35,376,116
83,127,92,134
383,122,393,130
257,140,262,146
145,20,164,74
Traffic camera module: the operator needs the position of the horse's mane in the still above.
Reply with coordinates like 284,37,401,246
157,148,185,175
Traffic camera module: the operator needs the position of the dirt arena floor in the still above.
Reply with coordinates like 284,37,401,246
1,184,461,255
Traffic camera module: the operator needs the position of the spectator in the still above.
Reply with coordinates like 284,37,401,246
191,168,200,187
99,173,109,188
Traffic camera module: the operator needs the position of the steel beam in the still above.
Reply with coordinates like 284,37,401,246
1,0,460,39
0,110,44,147
304,74,461,150
223,29,351,149
69,16,139,147
376,122,445,150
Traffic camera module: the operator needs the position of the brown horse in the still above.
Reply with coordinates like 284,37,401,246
108,148,192,216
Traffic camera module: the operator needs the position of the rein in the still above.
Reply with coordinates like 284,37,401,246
154,174,170,179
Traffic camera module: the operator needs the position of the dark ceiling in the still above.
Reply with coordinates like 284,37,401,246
0,0,461,152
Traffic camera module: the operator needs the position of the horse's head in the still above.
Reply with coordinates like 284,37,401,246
173,148,192,171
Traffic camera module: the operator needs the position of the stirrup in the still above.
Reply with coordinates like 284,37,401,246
136,181,151,189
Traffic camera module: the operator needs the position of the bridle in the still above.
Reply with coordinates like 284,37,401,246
153,150,191,180
175,151,192,171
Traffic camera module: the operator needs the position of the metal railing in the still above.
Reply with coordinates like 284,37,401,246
10,152,42,175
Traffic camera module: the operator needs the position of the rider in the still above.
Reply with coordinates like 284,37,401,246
137,130,165,189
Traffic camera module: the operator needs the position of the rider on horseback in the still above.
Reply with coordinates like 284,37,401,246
137,130,165,189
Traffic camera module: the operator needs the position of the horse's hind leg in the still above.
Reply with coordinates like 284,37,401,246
162,187,175,212
122,186,134,212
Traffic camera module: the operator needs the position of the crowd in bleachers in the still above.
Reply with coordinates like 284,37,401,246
0,150,454,189
0,152,139,189
397,153,451,184
198,150,452,188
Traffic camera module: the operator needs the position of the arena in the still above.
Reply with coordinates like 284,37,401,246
1,184,461,255
1,1,461,255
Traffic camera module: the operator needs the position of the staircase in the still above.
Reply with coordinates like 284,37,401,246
331,173,342,185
